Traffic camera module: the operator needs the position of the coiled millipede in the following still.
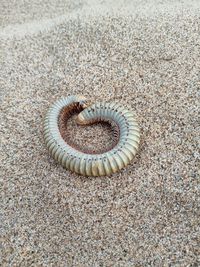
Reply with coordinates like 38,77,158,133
43,95,140,176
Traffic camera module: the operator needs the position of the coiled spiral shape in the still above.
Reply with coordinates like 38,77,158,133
43,95,140,176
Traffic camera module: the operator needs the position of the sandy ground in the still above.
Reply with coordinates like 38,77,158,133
1,0,200,266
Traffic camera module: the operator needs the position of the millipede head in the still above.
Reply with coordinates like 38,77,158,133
75,95,90,109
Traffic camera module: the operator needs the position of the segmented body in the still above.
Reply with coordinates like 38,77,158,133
43,95,140,176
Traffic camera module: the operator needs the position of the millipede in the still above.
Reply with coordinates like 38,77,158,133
43,95,140,176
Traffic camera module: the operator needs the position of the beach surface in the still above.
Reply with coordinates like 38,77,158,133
1,0,199,266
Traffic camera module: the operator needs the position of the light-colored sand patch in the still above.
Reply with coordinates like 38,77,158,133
1,0,200,38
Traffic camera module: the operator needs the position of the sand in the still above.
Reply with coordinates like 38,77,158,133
0,0,199,266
